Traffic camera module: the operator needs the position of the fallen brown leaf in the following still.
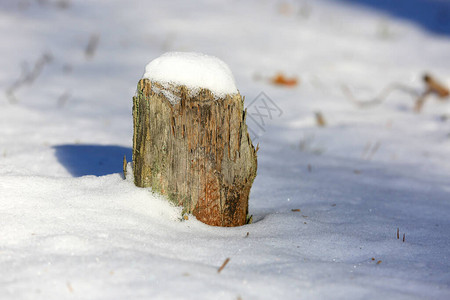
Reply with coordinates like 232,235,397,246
271,73,298,87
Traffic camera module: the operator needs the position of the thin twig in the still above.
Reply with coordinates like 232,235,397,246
217,258,230,273
342,83,420,108
6,52,53,103
343,74,449,112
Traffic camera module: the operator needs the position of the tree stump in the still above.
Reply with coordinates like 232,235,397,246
132,79,257,227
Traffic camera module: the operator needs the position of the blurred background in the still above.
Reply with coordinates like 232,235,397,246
0,0,449,176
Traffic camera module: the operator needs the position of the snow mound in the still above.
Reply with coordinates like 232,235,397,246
143,52,238,99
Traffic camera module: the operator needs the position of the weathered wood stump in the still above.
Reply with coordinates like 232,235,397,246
132,79,257,226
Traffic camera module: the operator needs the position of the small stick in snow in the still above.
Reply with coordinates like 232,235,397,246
403,233,405,242
315,111,326,127
365,141,381,160
37,0,71,10
291,209,301,212
85,33,100,59
123,155,127,179
218,258,230,273
55,0,71,10
66,282,74,293
57,90,71,108
246,215,253,224
361,142,371,159
397,228,399,239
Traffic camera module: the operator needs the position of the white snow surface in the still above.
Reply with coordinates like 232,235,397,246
143,52,238,100
1,0,450,299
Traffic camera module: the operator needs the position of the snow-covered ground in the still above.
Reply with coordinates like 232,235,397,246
1,0,450,299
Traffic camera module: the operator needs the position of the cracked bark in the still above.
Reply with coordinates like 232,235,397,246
132,79,257,227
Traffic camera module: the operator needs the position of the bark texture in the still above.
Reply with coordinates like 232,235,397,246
132,79,257,227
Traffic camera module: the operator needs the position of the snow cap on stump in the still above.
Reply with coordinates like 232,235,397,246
143,52,238,99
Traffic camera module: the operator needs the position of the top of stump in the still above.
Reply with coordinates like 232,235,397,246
143,52,238,100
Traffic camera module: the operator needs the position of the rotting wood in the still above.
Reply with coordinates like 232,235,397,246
132,79,258,227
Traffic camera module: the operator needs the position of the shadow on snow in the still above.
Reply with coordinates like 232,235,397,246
338,0,450,35
53,144,132,177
